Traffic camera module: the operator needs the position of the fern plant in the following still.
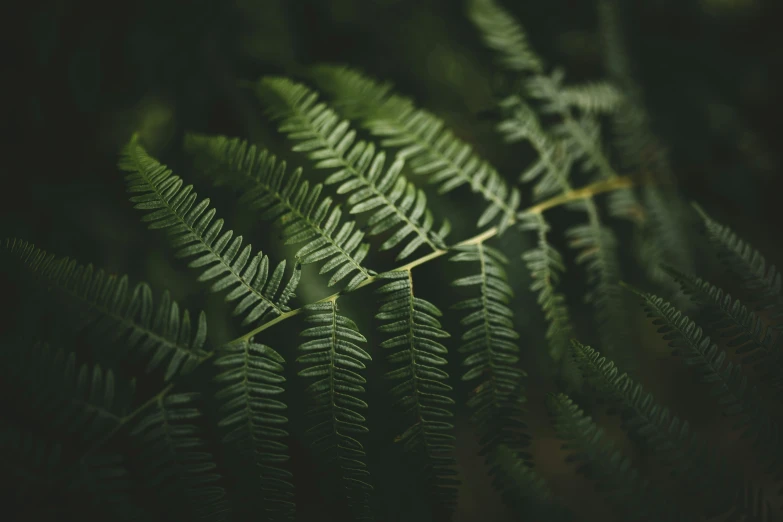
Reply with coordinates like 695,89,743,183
3,1,781,521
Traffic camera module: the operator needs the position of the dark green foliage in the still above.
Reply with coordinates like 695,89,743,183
3,238,209,381
3,1,782,521
120,137,301,328
184,134,375,290
297,300,374,520
213,339,294,521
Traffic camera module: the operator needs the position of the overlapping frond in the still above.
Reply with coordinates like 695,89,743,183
130,392,230,522
450,244,528,466
565,207,633,366
213,339,294,521
695,206,783,324
518,213,574,362
626,286,783,486
496,95,573,198
571,340,756,520
547,393,680,521
256,78,449,260
2,422,63,493
120,138,300,327
3,239,209,381
466,0,545,74
184,134,375,290
374,270,459,511
297,301,374,520
664,266,781,374
309,65,520,232
491,445,570,521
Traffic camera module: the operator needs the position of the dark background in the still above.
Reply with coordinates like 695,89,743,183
2,0,783,520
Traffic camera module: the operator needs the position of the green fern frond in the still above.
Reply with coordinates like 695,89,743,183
213,339,294,521
7,342,135,444
695,205,783,324
497,95,573,198
130,392,230,522
119,138,300,327
625,285,783,486
466,0,545,74
547,393,680,521
491,445,570,521
571,340,756,520
519,213,574,362
3,239,209,381
450,244,529,463
565,207,633,367
308,65,521,232
375,270,459,511
184,134,375,290
256,78,450,260
664,266,782,374
297,301,374,520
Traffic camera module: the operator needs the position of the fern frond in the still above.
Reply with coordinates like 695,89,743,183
184,134,375,290
308,65,521,232
256,78,449,260
565,205,633,367
213,339,294,521
497,95,573,198
3,239,209,381
664,266,782,375
375,270,459,512
450,244,528,462
547,393,680,521
519,213,574,362
491,445,571,521
7,342,135,444
297,301,374,520
571,340,755,520
695,205,783,324
120,137,300,327
130,392,230,522
625,286,783,486
466,0,545,74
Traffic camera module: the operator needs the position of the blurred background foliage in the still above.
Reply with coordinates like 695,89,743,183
3,0,783,520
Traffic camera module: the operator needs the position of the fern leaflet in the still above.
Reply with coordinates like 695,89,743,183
120,137,300,327
450,244,528,466
3,239,209,381
213,339,294,521
309,65,521,232
185,134,374,290
130,392,230,522
375,270,459,512
256,78,449,260
297,301,374,520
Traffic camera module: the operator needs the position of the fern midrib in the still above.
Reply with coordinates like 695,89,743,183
244,172,372,282
130,146,285,317
404,269,444,486
647,297,745,410
57,276,207,363
74,176,637,466
476,243,504,435
381,108,515,218
284,102,441,253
